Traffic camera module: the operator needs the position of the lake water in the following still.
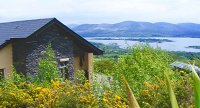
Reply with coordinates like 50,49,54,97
84,37,200,52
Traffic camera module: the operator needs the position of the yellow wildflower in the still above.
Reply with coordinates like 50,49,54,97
114,95,121,101
180,70,185,75
39,104,44,108
71,90,75,93
18,82,26,86
52,81,59,87
142,90,149,94
36,87,42,91
143,82,150,87
155,84,160,88
84,82,91,89
80,96,87,103
145,102,150,107
10,92,16,97
41,88,50,93
66,92,70,96
102,98,108,103
60,82,66,87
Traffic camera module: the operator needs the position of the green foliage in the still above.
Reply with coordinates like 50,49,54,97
94,44,197,107
94,58,116,75
172,51,200,61
12,66,26,85
172,72,194,107
153,68,198,108
75,70,86,84
1,41,199,107
114,44,174,107
113,44,173,93
34,44,60,85
92,42,128,58
192,58,200,67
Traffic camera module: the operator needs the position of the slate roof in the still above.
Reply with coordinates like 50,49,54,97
0,18,54,45
0,18,103,55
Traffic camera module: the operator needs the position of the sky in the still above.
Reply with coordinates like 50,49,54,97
0,0,200,24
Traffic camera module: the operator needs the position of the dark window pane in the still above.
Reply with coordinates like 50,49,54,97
0,69,5,80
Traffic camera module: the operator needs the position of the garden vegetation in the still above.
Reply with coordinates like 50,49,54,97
0,44,199,107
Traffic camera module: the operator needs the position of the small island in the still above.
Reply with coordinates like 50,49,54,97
128,38,174,43
92,38,174,43
186,46,200,49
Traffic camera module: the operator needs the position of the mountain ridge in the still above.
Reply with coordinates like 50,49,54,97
68,21,200,37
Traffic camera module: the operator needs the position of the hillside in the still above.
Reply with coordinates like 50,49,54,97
69,21,200,37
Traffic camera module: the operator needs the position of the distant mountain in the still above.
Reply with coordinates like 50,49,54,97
68,21,200,38
67,24,79,28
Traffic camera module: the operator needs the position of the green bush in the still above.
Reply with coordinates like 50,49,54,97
94,58,117,75
12,66,26,85
94,44,196,107
33,44,60,85
74,70,86,84
95,44,173,91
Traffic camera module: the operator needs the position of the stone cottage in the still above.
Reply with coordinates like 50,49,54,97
0,18,103,81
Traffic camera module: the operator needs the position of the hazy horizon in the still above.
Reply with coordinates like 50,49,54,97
1,0,200,24
67,20,200,25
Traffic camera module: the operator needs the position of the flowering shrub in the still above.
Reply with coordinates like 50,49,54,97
0,44,129,107
140,78,170,107
141,73,192,108
0,80,128,107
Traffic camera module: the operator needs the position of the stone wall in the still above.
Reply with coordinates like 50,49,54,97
13,25,74,79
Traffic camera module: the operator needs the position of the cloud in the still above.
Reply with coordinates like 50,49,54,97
0,0,200,24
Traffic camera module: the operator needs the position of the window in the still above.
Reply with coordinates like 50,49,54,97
0,69,5,80
59,58,69,80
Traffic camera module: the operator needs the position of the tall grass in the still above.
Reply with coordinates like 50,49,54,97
191,66,200,108
122,76,140,108
164,72,179,108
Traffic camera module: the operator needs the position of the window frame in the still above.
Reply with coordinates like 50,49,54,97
0,68,5,80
